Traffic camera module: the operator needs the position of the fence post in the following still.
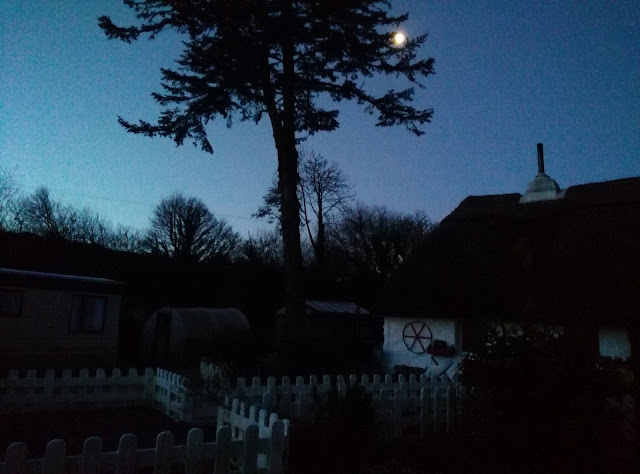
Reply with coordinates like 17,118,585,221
186,428,204,474
433,387,440,433
361,374,370,392
242,425,259,474
336,375,346,399
392,389,405,439
262,393,273,414
297,392,309,420
79,369,89,403
144,368,155,403
213,426,231,474
258,409,268,430
44,439,66,474
95,369,106,407
268,420,285,474
83,436,103,474
153,431,174,474
111,368,122,405
5,442,28,474
420,388,431,437
282,376,291,399
249,404,258,423
182,381,194,423
216,398,229,429
280,392,292,420
116,433,137,474
446,387,455,433
458,386,467,433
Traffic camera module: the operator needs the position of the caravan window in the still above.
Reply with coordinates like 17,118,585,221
70,295,106,332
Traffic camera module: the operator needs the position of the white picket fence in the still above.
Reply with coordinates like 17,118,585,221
0,368,195,422
217,398,290,471
0,367,465,438
0,424,288,474
222,373,466,437
0,368,154,413
0,397,289,473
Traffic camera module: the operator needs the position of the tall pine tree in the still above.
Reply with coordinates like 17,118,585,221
99,0,434,348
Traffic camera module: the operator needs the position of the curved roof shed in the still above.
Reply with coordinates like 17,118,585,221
143,307,251,367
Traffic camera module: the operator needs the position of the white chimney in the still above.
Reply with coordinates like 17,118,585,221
519,143,564,203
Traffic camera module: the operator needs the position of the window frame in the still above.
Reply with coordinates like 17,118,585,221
69,294,107,334
0,288,24,318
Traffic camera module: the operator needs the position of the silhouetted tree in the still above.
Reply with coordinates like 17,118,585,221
0,167,19,230
21,187,77,238
107,225,146,253
146,193,240,262
99,1,435,331
240,228,283,266
255,150,353,267
333,203,434,281
11,186,144,251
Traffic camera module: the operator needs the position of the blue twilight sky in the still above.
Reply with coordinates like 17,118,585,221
1,1,638,237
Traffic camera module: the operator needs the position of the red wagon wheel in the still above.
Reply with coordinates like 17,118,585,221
402,321,432,354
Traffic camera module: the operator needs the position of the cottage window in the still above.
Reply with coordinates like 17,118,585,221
0,289,23,317
70,295,106,332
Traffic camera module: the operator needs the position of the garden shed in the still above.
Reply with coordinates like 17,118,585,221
276,299,383,366
142,307,251,367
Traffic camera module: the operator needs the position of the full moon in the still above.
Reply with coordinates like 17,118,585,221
393,32,406,46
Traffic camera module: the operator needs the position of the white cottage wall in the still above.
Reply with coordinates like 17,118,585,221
599,327,631,360
382,317,459,373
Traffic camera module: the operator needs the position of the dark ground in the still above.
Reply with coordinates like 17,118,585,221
288,421,638,474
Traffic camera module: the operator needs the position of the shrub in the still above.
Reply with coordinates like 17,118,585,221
459,324,611,447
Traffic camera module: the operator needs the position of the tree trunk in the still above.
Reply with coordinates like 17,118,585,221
276,139,305,344
274,0,306,356
316,199,325,269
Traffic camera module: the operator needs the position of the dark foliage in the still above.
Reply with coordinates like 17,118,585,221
255,149,353,267
99,0,435,336
329,203,434,305
460,324,635,469
5,186,143,252
145,192,240,262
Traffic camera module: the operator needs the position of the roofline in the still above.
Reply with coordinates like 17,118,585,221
0,268,124,286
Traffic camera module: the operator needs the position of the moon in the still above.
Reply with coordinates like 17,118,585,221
393,32,406,46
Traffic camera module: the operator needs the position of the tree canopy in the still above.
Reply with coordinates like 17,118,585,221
99,1,434,148
146,193,240,262
333,203,434,280
99,0,435,335
255,149,353,266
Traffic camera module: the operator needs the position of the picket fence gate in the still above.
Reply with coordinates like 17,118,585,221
0,400,289,474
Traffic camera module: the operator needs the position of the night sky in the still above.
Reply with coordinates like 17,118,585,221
1,1,638,237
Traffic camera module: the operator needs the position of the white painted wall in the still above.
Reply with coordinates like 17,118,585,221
599,327,631,360
382,317,461,376
383,316,630,377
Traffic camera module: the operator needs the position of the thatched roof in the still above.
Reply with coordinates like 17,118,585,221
377,177,640,325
